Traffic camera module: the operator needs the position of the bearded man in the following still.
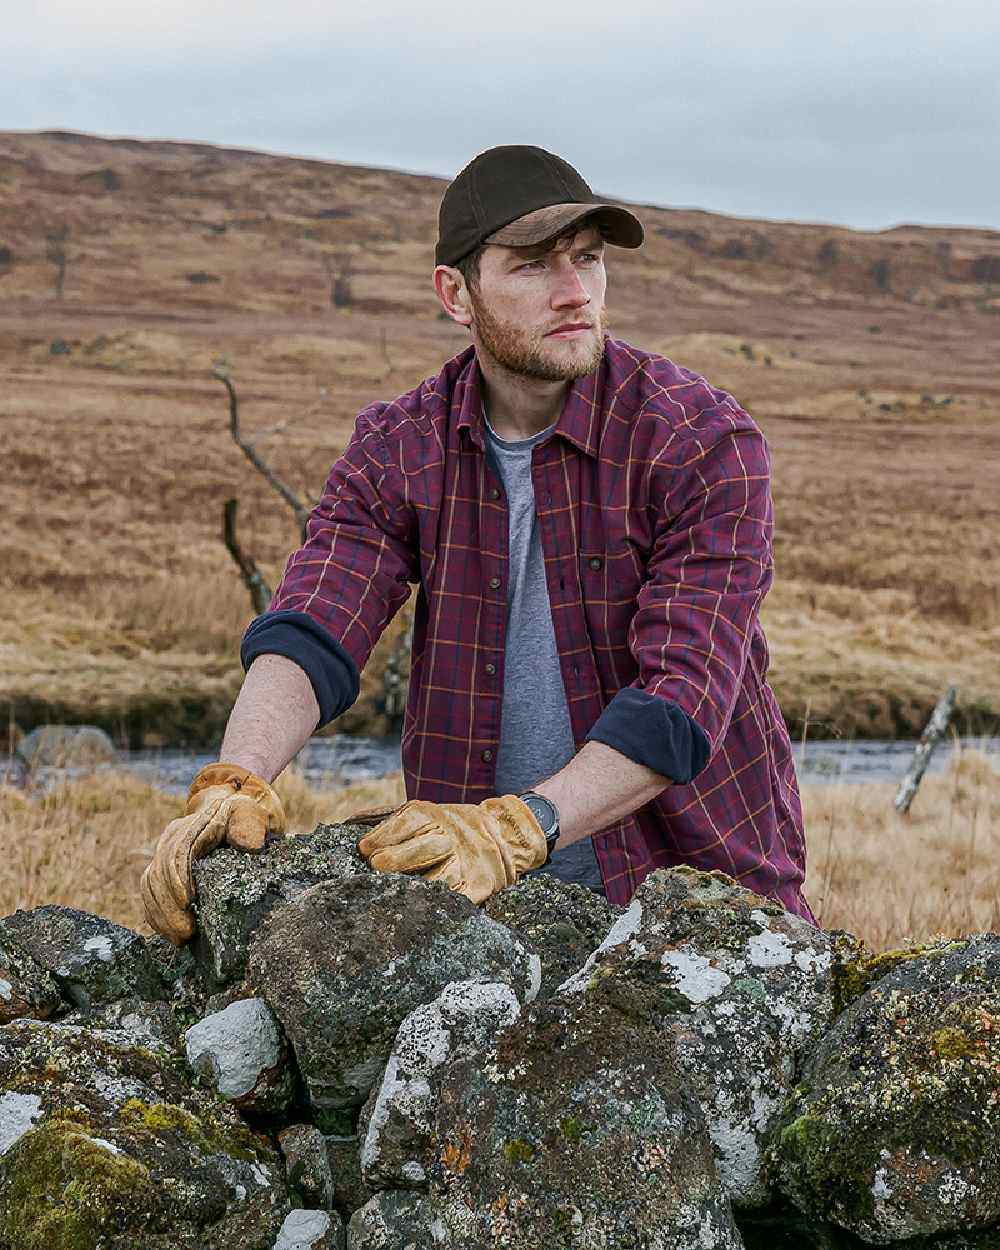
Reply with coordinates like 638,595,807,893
142,145,814,945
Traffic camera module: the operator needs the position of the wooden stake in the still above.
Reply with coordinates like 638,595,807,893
894,686,958,815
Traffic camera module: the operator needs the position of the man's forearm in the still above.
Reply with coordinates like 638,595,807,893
219,654,320,783
533,741,671,852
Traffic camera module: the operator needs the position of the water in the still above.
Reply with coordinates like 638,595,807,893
794,735,1000,785
9,733,999,795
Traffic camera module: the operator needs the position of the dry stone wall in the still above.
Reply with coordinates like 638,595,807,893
2,818,999,1249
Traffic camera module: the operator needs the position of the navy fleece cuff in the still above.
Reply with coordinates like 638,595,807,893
240,610,360,728
585,688,711,784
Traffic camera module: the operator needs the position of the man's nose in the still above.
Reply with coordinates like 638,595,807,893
550,263,591,308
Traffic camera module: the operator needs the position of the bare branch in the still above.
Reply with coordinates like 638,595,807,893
223,499,272,616
212,368,311,543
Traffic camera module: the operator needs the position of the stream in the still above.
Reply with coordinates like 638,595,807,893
13,734,1000,796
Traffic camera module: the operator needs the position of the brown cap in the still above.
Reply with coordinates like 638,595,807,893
435,145,644,267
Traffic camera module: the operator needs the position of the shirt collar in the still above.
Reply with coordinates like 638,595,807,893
455,340,607,460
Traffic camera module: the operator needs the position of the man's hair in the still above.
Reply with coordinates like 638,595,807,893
455,244,485,293
454,216,606,294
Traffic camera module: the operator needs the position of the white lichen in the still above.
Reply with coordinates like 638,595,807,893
660,950,732,1003
83,935,115,962
557,900,644,993
0,1092,45,1155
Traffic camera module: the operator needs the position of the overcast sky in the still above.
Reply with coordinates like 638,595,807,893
4,0,998,232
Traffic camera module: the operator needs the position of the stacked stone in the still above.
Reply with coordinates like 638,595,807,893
3,817,1000,1248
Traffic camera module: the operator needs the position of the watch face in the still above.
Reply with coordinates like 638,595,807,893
524,793,557,837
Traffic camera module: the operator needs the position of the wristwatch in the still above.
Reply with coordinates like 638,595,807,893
518,791,560,865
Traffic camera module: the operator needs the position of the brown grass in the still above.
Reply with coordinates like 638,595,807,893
1,130,999,745
2,753,996,951
0,768,406,935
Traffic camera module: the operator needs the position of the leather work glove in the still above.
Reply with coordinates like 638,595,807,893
355,797,547,904
140,763,286,945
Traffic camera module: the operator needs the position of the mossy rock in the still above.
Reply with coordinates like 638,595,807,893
768,934,1000,1243
555,867,846,1207
0,1017,288,1247
482,873,621,1001
245,873,537,1125
425,989,744,1248
192,822,369,990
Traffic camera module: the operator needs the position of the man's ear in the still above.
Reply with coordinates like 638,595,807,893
434,265,473,328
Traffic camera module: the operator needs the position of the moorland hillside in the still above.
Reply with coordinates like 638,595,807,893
1,129,998,745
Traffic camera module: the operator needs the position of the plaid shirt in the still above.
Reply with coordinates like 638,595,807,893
245,337,812,919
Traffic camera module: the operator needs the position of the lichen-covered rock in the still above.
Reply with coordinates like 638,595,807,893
347,1190,443,1248
769,934,1000,1244
426,987,745,1249
0,931,63,1024
64,997,184,1057
193,823,369,990
0,1016,288,1245
186,997,296,1115
246,874,538,1134
274,1207,345,1249
0,905,166,1010
558,867,845,1207
280,1123,336,1209
482,873,622,1000
360,979,521,1191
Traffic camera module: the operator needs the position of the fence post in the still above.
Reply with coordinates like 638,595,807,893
894,686,958,815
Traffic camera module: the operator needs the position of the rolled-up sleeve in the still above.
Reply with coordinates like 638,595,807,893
241,404,418,727
586,413,773,783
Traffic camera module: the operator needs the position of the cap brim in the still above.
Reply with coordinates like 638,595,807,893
484,202,644,250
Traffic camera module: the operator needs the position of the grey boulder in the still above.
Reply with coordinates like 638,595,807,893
360,978,521,1191
246,873,539,1134
0,930,63,1024
186,996,296,1114
0,905,166,1010
273,1207,345,1249
482,873,622,1001
770,934,1000,1244
15,723,117,768
426,986,744,1249
558,867,846,1207
279,1123,336,1210
346,1191,442,1249
192,823,369,990
0,1015,289,1246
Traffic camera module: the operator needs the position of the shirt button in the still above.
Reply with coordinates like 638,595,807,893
589,557,603,570
482,749,493,762
489,576,501,590
485,662,496,675
490,487,501,500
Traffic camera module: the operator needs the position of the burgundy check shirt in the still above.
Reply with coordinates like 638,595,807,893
243,337,813,921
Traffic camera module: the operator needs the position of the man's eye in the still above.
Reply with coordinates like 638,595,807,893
578,253,601,264
518,260,544,272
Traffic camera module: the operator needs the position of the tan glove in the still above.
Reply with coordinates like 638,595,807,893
140,763,286,945
356,796,547,904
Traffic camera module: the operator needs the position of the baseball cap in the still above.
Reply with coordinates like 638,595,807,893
435,145,644,267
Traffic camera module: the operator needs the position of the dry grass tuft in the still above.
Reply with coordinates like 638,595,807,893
0,769,405,935
805,747,1000,947
2,754,997,950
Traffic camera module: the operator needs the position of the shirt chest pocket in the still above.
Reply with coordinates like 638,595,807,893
578,546,646,640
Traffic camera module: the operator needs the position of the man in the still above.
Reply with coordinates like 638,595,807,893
141,145,814,945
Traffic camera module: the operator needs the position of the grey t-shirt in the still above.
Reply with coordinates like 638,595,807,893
485,418,605,895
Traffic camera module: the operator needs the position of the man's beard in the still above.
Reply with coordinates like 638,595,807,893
470,293,607,382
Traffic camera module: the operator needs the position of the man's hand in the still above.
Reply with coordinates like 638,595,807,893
356,797,547,904
141,763,286,945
